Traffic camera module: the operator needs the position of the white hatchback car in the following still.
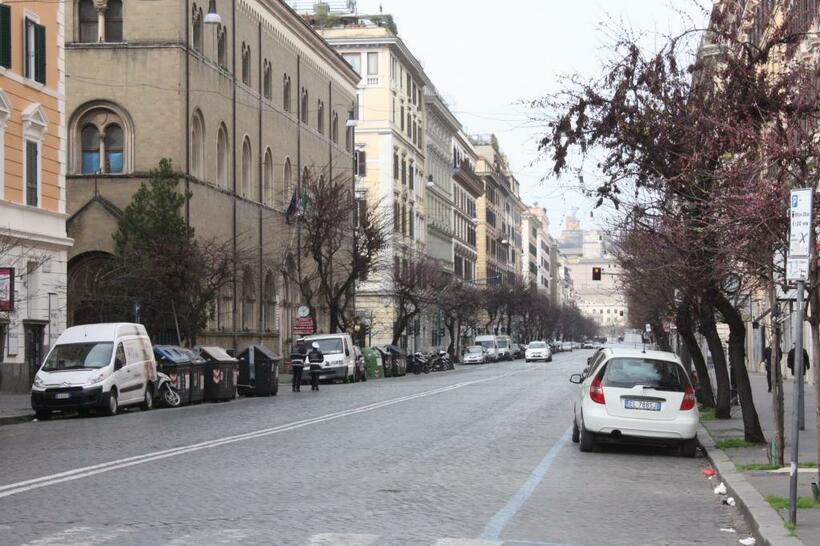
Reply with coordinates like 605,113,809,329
525,341,552,362
569,348,699,457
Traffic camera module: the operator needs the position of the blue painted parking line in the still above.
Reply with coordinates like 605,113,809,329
480,426,573,541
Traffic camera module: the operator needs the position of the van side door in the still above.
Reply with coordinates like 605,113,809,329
112,342,137,401
122,339,146,402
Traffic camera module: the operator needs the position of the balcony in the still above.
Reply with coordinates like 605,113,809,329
452,159,483,196
365,75,382,87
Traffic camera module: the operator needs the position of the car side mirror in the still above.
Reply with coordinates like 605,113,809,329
569,374,583,384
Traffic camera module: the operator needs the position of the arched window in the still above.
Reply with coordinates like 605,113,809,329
105,0,123,42
283,75,292,112
300,88,309,123
263,60,272,99
191,110,205,180
241,137,253,199
217,283,232,331
78,0,98,43
345,125,352,153
72,103,132,174
302,166,310,189
217,25,228,69
263,271,276,332
242,267,255,331
317,100,324,134
283,158,292,208
217,123,229,189
263,148,273,206
241,43,251,86
331,111,339,143
192,4,203,53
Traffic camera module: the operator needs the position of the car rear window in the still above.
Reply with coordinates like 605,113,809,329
602,358,689,392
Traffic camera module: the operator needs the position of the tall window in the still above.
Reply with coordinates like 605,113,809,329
104,0,123,42
300,88,308,123
74,105,128,174
331,111,339,143
345,125,352,152
217,123,229,188
263,271,276,332
263,148,273,206
192,4,203,53
317,100,324,134
25,141,38,207
191,110,205,180
241,137,253,199
241,43,251,86
263,60,272,99
342,53,361,75
24,18,46,84
242,268,255,331
367,52,379,75
217,25,228,69
283,75,291,112
78,0,98,43
393,151,399,179
283,158,292,207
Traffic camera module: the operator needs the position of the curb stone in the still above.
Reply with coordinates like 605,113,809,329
0,414,34,427
699,425,805,546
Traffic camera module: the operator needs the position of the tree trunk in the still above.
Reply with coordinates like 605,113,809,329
712,291,765,443
328,303,340,333
676,301,715,408
445,318,456,360
701,304,732,419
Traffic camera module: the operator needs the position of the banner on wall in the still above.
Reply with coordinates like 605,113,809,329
0,268,13,312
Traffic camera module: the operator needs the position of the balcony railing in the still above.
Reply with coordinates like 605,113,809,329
365,75,382,87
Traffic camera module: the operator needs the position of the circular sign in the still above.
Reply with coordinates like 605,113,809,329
297,305,310,318
721,273,742,295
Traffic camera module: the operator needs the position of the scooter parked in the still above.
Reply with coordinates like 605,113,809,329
156,371,182,408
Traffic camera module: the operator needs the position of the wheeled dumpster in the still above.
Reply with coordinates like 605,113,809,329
179,347,206,404
199,346,239,402
153,345,192,405
238,345,281,396
361,347,381,379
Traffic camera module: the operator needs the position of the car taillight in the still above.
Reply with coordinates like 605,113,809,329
680,385,696,411
590,375,605,404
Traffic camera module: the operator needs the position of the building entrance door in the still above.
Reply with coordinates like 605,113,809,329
24,322,45,384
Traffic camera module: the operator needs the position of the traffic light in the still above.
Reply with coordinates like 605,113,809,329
592,267,602,281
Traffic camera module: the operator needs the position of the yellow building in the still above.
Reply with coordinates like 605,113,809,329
0,1,71,392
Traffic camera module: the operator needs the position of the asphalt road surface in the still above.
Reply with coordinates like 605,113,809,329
0,349,750,545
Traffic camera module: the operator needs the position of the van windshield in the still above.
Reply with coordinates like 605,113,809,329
42,343,114,371
497,340,509,348
602,358,688,392
311,338,344,355
477,340,495,349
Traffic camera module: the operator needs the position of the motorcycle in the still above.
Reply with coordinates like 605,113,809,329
411,352,431,375
438,350,454,371
156,371,182,408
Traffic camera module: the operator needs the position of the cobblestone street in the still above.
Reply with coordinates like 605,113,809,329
0,350,749,545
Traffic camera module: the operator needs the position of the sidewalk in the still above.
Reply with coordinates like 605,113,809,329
701,371,818,544
0,393,34,425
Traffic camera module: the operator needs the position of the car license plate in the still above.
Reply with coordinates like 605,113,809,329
54,393,71,399
624,399,660,411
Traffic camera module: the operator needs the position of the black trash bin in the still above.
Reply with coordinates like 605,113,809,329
199,346,239,402
179,347,206,404
238,345,281,396
153,345,192,405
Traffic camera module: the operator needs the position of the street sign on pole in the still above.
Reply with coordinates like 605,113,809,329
787,257,809,281
789,188,813,257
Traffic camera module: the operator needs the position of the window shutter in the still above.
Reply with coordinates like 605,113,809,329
34,23,46,84
356,150,366,177
26,141,38,207
0,5,10,69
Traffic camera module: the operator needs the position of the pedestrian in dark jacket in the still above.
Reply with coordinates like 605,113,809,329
787,346,810,377
763,346,772,393
307,342,324,391
290,340,307,392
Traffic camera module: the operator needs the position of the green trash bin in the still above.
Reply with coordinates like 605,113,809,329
361,347,381,379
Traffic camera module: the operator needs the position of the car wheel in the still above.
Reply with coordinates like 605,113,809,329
140,384,154,411
104,389,119,417
572,418,580,443
680,437,698,458
35,410,51,421
548,356,553,362
579,418,597,452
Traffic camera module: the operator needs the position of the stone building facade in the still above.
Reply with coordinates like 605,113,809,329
63,0,358,355
0,1,72,392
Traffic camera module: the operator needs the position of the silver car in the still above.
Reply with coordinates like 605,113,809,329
462,345,487,364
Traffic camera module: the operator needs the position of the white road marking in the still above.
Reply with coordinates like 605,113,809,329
434,540,502,546
166,529,250,545
21,526,130,545
0,369,531,500
307,533,380,546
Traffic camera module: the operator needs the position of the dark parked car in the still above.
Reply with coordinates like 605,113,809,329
511,344,525,359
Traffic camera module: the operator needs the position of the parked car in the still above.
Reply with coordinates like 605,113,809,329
511,343,525,359
569,347,699,457
496,335,513,360
561,341,574,352
31,323,157,419
462,345,487,364
474,335,500,362
300,333,357,383
525,341,553,362
582,341,594,349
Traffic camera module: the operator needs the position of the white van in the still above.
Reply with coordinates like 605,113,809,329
301,333,357,383
474,335,500,362
31,323,157,419
496,335,512,361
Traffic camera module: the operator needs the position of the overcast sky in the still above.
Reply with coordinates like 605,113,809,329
355,0,709,236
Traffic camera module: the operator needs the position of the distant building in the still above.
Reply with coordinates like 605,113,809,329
522,207,553,295
0,0,72,392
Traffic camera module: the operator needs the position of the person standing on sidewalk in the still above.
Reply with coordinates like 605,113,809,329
787,344,810,378
290,340,307,392
763,345,772,393
307,342,324,392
